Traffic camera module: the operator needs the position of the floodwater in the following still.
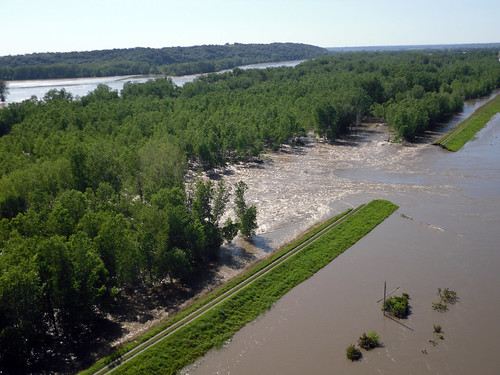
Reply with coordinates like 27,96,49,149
2,60,303,105
182,91,500,374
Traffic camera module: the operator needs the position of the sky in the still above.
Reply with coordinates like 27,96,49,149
2,0,500,56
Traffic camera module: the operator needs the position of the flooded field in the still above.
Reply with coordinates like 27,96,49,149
182,93,500,374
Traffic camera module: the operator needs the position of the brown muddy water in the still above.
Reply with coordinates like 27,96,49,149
182,92,500,374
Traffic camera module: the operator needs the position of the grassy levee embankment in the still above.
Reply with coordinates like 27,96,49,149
80,208,354,375
434,93,500,152
82,199,398,375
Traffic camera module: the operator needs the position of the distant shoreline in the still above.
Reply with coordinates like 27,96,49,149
326,42,500,52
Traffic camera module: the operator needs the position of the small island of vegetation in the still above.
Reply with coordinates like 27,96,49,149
346,331,381,362
383,292,410,319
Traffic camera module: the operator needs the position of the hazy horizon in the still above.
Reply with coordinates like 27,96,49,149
3,0,500,57
2,41,500,59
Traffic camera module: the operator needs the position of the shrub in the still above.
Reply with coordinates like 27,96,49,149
432,301,447,312
358,331,380,350
392,301,408,318
346,344,362,361
432,287,458,312
438,288,458,304
368,331,381,346
433,324,441,333
383,293,410,318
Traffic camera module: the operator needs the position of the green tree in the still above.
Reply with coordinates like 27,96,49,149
213,180,231,225
191,180,215,224
358,331,380,350
221,217,239,243
93,213,139,286
234,181,258,239
313,102,355,140
383,293,410,319
359,74,385,103
68,143,89,191
43,88,73,102
0,264,44,373
67,231,109,320
0,80,8,102
164,247,192,282
138,138,186,200
85,142,123,193
135,204,170,283
346,344,362,361
189,179,228,259
35,236,73,333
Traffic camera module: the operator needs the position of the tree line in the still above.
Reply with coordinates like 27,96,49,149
0,43,327,80
0,48,499,373
0,80,7,102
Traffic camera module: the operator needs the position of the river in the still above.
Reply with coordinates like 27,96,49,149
181,92,500,374
1,60,303,105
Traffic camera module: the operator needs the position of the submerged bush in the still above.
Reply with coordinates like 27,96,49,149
432,287,458,312
346,344,362,361
358,331,381,350
383,293,410,318
432,301,448,312
438,288,458,304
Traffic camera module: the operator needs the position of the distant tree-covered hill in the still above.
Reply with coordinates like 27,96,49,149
0,43,328,80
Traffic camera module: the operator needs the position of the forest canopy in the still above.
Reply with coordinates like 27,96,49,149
0,48,499,373
0,43,327,80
